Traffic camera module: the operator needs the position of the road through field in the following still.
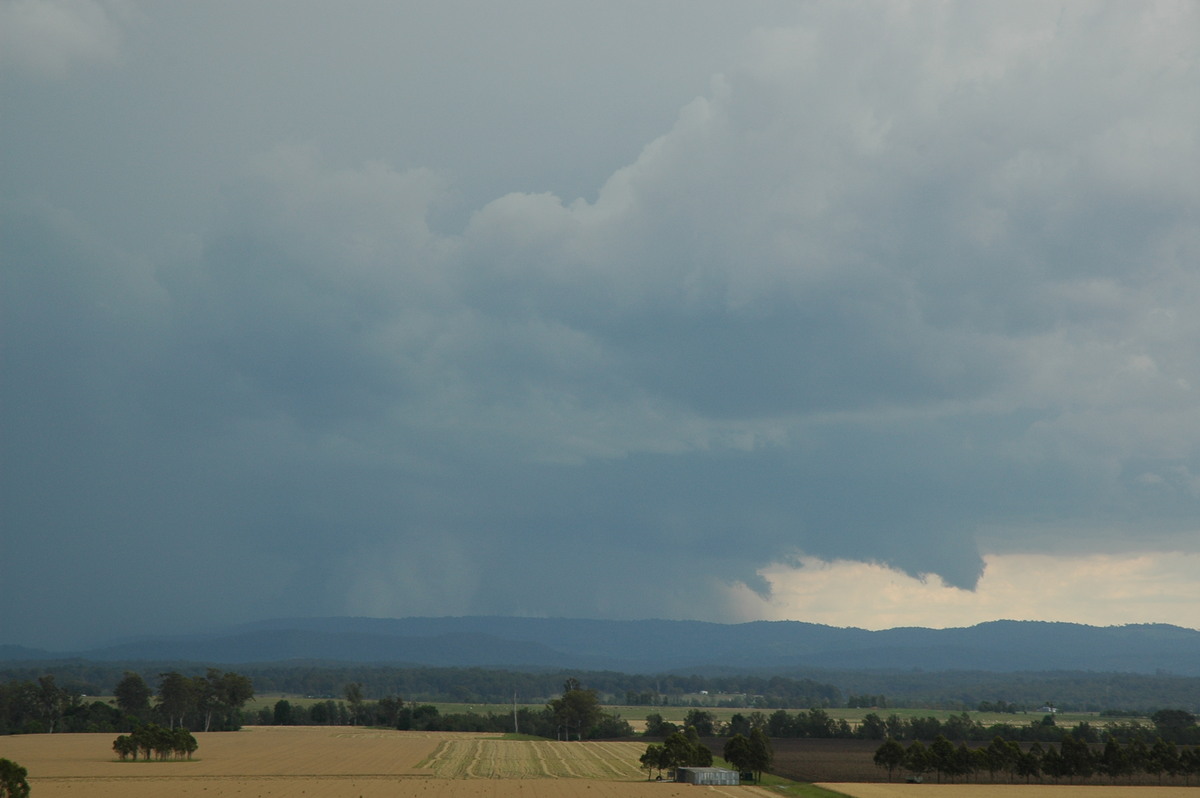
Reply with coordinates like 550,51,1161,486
2,726,776,798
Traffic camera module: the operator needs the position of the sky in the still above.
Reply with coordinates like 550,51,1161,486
2,1,1199,650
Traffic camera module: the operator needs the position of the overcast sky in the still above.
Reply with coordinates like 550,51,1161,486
3,1,1199,650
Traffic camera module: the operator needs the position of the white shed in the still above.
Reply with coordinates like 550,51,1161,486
676,767,740,785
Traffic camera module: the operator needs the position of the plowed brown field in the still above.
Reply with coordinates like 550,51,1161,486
0,726,775,798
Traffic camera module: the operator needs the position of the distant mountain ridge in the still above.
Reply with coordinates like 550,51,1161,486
7,617,1200,676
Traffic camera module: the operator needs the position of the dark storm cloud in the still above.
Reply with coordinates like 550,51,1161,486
2,1,1199,646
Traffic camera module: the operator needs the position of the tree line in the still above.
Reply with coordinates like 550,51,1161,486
654,706,1200,746
874,733,1200,786
5,659,1200,712
0,662,843,709
0,669,253,735
254,679,635,740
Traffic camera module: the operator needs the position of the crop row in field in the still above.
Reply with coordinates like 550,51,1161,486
421,738,647,780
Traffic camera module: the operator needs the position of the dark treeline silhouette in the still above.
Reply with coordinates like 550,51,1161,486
731,707,1200,746
875,733,1200,786
4,660,1200,712
254,679,634,740
0,669,252,735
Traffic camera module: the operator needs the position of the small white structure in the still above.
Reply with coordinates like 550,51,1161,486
676,767,740,786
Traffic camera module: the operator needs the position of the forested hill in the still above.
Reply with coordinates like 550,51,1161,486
7,618,1200,676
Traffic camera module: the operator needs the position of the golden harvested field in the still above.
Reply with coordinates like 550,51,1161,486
818,784,1200,797
0,726,775,798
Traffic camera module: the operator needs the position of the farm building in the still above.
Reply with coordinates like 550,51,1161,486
675,767,740,785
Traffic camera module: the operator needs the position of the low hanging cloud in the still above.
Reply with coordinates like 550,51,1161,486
2,1,1199,645
0,0,127,78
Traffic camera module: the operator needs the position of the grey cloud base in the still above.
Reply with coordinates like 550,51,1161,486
2,1,1199,647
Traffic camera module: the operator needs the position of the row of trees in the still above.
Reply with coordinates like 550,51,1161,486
701,707,1200,745
112,724,198,761
6,660,1199,713
723,729,773,781
0,670,254,735
0,675,125,734
250,679,635,740
118,669,254,732
874,733,1200,785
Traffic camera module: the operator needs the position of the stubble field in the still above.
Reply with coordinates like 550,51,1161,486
0,726,773,798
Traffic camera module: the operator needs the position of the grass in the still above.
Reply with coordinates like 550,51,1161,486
710,753,851,797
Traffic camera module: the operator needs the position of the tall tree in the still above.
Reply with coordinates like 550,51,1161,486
35,676,72,733
344,682,365,725
114,672,152,718
549,682,602,740
723,734,753,777
157,672,194,729
873,738,906,781
640,743,664,780
747,727,773,782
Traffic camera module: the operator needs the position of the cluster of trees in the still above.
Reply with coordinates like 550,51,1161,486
874,733,1200,785
645,708,775,740
120,669,254,732
639,728,713,779
723,729,773,781
638,726,774,782
846,694,887,709
0,758,29,798
112,724,198,761
0,675,125,734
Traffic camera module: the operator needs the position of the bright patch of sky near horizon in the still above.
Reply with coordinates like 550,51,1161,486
2,1,1199,649
727,552,1200,630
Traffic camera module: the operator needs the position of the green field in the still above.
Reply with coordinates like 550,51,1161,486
243,694,1143,729
114,692,1144,732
